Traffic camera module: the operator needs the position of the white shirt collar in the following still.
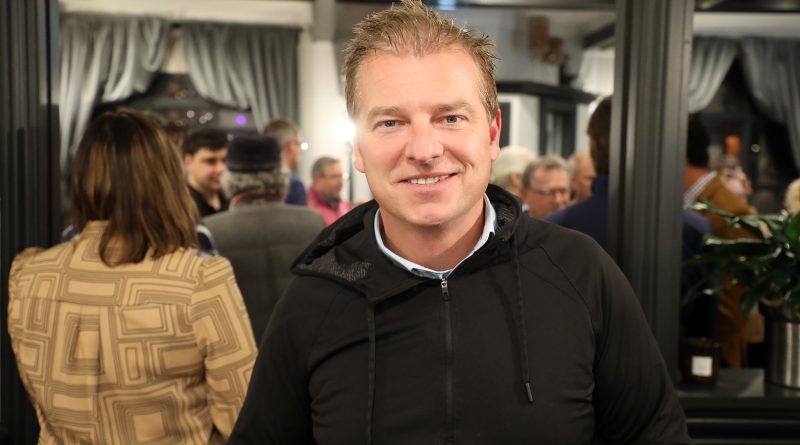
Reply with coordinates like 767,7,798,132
374,194,497,280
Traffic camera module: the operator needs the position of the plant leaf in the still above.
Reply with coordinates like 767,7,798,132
685,204,800,311
786,211,800,242
689,200,735,218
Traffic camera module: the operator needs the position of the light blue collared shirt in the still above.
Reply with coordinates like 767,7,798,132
374,194,497,280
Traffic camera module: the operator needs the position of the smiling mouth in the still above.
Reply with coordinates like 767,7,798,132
406,174,451,185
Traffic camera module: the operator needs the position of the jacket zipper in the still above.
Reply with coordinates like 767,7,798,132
441,279,454,444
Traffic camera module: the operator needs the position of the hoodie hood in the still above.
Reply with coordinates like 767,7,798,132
292,184,527,301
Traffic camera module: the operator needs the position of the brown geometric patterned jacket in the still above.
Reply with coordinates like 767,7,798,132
8,221,257,444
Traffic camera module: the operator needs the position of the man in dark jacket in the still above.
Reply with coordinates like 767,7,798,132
229,1,690,443
203,135,324,342
263,117,309,206
545,97,714,338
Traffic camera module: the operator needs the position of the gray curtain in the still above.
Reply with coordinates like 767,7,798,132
182,23,299,130
688,37,738,113
740,37,800,170
59,15,170,169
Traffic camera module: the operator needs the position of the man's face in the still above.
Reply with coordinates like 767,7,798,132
353,47,501,232
184,147,227,194
571,154,596,203
314,162,344,198
523,167,571,218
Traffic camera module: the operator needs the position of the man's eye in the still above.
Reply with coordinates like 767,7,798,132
381,120,397,128
444,115,462,124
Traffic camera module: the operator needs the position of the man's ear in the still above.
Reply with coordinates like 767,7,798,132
353,139,366,173
183,153,193,167
489,108,502,161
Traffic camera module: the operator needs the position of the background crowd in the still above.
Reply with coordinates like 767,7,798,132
6,96,800,443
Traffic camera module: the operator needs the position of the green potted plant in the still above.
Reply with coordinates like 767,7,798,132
685,201,800,388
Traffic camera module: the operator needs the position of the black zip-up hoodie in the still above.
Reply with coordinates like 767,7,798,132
229,185,690,445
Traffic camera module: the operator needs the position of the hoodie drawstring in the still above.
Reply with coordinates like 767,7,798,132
366,303,376,445
510,235,534,403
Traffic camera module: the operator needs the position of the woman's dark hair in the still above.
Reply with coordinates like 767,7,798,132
71,109,198,265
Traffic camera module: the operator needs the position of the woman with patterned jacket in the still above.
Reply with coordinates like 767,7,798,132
7,109,257,444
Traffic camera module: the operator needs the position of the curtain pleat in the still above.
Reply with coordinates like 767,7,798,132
59,15,170,170
740,37,800,170
182,23,299,130
688,37,737,113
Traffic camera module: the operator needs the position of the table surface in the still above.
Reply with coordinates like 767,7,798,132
677,368,800,412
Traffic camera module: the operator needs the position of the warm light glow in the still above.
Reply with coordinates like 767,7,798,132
335,118,355,145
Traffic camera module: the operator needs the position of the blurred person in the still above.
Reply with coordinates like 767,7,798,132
785,177,800,214
568,149,595,203
263,117,308,206
7,109,257,444
520,155,571,218
203,135,325,342
547,97,713,339
489,145,536,200
230,2,689,443
684,114,761,368
307,156,353,226
184,127,229,217
715,155,753,202
545,97,613,246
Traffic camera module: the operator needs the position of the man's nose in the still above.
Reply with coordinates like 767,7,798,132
405,124,443,163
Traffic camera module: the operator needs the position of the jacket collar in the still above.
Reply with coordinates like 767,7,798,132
372,193,497,280
292,184,526,304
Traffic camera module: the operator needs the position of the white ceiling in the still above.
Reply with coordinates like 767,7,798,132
694,13,800,37
59,1,800,39
59,0,313,26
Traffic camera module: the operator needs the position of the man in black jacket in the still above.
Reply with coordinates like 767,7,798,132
229,1,690,443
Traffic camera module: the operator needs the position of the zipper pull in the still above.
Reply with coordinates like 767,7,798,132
441,279,450,300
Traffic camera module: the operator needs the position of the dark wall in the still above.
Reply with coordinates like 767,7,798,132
0,0,61,443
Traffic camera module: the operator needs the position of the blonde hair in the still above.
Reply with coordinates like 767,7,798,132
491,146,537,189
342,0,498,121
262,117,299,148
786,178,800,214
71,109,199,265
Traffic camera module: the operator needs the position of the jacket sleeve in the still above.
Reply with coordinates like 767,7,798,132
228,278,334,445
189,256,257,440
590,249,691,444
7,248,48,426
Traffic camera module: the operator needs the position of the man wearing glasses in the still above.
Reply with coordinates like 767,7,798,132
521,155,572,218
